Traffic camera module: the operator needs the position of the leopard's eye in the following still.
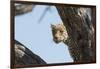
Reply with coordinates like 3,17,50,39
52,30,57,34
60,30,63,33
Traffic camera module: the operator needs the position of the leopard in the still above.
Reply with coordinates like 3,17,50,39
51,23,83,62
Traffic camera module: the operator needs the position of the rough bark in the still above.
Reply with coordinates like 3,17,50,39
14,4,47,67
15,40,46,67
15,4,34,16
56,6,95,62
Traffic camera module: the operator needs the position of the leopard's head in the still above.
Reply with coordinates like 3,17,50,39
51,23,68,43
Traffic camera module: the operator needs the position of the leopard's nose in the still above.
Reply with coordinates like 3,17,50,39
55,36,58,40
53,39,59,43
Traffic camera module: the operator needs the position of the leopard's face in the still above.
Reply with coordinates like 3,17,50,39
51,24,68,43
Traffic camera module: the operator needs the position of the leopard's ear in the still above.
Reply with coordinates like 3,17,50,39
51,24,56,29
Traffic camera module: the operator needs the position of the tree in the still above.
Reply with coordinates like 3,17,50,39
15,4,34,16
14,3,96,63
56,6,96,62
14,40,46,67
12,4,47,68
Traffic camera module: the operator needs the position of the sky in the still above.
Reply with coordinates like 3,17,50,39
15,4,73,64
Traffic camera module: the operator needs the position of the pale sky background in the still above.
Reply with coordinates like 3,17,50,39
15,4,73,64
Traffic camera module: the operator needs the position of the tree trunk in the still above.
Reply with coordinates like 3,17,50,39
56,6,96,62
14,40,46,67
13,4,47,67
15,4,34,16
